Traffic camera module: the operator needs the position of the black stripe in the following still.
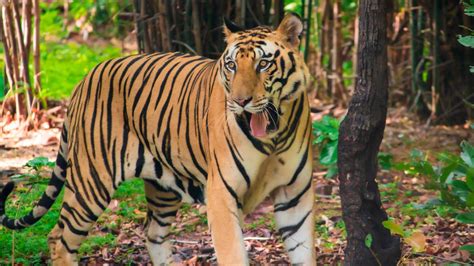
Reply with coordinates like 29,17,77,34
225,134,250,188
60,215,89,236
287,145,309,186
135,142,145,177
274,178,312,212
213,151,243,209
278,210,311,241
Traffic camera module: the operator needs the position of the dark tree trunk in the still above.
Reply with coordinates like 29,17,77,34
337,0,401,265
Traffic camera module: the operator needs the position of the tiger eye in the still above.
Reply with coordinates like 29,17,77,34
226,61,236,70
259,61,267,67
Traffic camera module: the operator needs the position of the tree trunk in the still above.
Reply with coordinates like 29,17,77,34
337,0,401,265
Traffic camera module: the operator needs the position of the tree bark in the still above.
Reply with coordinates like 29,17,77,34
337,0,401,265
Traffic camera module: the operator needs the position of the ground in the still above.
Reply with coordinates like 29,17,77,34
0,106,473,265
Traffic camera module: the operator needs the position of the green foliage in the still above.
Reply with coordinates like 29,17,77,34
396,141,474,212
40,0,133,39
25,157,56,171
39,42,122,100
284,0,303,15
463,0,474,16
458,36,474,48
312,115,339,178
0,163,146,263
459,1,474,72
39,4,67,39
78,233,116,255
364,233,372,248
0,181,63,264
378,152,394,170
382,220,405,236
456,212,474,224
10,157,55,184
394,140,474,254
312,115,393,177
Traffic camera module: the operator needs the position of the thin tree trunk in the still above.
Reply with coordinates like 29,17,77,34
11,0,33,115
32,0,40,105
331,0,346,105
191,0,202,54
160,0,172,51
337,0,401,265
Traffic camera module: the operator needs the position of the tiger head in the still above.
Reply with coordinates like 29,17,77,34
219,13,310,138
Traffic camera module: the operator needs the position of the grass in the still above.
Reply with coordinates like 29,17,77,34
0,178,146,264
0,41,123,102
38,42,123,101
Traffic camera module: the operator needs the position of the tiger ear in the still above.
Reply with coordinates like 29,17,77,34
223,17,243,42
276,13,303,48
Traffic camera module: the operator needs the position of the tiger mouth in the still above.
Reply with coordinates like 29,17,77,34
236,105,279,138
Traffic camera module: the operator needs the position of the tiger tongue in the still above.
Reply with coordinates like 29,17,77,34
250,112,268,137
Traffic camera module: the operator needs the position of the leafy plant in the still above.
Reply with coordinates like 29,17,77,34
312,115,339,178
383,219,426,253
396,141,474,214
10,157,55,184
395,141,474,254
458,1,474,73
312,115,393,178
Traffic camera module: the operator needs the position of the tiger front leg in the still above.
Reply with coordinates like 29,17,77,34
272,158,316,265
206,160,248,265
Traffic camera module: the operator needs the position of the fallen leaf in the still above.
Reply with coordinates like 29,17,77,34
405,231,427,253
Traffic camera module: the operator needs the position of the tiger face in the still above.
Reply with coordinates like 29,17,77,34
219,14,310,138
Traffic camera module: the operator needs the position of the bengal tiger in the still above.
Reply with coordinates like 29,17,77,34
0,13,315,265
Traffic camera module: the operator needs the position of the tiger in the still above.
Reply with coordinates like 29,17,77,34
0,13,315,265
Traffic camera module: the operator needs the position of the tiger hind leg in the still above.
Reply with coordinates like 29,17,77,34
143,179,181,265
48,171,115,265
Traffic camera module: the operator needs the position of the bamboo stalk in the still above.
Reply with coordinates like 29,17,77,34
11,0,33,114
304,0,313,61
431,0,441,120
158,0,171,51
21,0,32,53
32,0,40,104
2,2,22,117
191,0,202,54
140,0,151,52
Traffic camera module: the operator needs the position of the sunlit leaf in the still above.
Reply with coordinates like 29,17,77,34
382,220,405,236
320,141,338,165
460,141,474,167
458,35,474,48
405,231,426,253
364,234,373,248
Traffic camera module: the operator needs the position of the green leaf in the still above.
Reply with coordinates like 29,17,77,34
382,220,406,237
25,157,55,171
459,244,474,255
365,234,373,248
325,165,338,178
455,212,474,224
320,141,338,165
465,5,474,16
378,152,393,170
466,167,474,191
458,35,474,48
467,192,474,207
460,141,474,167
410,149,424,159
450,180,470,192
470,66,474,73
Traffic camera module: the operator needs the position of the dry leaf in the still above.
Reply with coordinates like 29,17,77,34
405,231,427,253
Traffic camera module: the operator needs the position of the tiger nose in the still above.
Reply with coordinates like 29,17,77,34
235,97,253,107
